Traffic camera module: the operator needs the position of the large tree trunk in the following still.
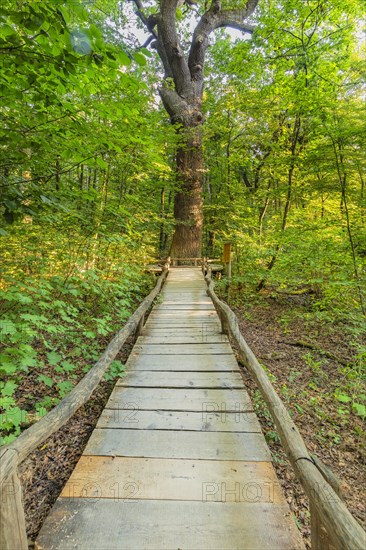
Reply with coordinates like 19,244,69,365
134,0,258,258
171,128,203,257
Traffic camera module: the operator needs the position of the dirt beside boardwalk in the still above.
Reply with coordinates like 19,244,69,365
230,294,366,549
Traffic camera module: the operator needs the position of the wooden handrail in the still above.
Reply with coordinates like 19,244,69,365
204,263,366,550
0,259,171,550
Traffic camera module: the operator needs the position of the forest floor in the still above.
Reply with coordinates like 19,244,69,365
17,289,365,548
229,289,366,549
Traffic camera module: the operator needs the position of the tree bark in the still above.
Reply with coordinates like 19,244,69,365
171,128,204,257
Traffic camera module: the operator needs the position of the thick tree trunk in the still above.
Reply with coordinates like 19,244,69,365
171,129,203,257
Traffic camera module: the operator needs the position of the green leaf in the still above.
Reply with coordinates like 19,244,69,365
60,360,75,372
140,47,152,58
335,392,351,403
38,374,54,388
96,157,108,170
117,51,131,66
57,380,74,397
133,52,147,66
47,351,62,365
0,320,17,336
1,380,18,397
352,403,366,418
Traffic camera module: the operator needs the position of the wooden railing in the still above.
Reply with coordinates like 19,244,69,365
170,257,204,267
0,260,171,550
203,262,366,550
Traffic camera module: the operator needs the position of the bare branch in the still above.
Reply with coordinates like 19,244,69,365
215,13,255,34
132,0,148,27
140,35,155,49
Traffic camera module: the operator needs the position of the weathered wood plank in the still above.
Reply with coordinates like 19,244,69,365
136,335,228,344
133,342,233,355
146,316,218,324
142,326,221,335
106,387,253,412
96,409,261,432
125,353,240,371
144,321,220,329
36,499,305,550
84,429,271,461
155,304,215,310
117,371,244,389
61,456,284,503
157,297,213,302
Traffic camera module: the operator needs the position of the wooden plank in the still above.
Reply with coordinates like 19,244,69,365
106,387,253,412
36,499,305,550
61,456,284,503
118,371,244,389
133,342,233,355
96,409,262,432
148,310,217,317
146,318,219,326
146,317,219,325
84,429,271,461
154,305,215,310
125,353,240,371
142,326,221,335
160,294,212,298
160,299,210,304
144,321,220,329
136,335,228,344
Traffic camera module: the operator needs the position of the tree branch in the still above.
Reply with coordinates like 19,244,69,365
159,86,190,123
159,0,193,98
188,0,258,93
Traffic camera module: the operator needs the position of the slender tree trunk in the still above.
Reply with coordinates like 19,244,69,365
55,156,61,191
259,180,271,242
256,114,301,291
79,164,84,190
358,164,365,221
331,138,365,316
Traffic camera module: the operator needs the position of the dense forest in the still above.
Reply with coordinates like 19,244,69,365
0,0,365,544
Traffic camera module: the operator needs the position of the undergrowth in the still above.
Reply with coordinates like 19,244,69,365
0,267,154,445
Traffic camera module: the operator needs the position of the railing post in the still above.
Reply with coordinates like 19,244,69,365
310,500,332,550
201,257,206,274
310,455,343,550
0,450,27,550
218,311,230,335
136,313,145,337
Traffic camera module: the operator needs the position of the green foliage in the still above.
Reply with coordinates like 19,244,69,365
0,262,153,444
204,0,365,322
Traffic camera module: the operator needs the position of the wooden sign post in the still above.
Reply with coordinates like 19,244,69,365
223,242,232,279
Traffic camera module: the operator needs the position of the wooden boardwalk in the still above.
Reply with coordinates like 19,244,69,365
36,268,304,550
